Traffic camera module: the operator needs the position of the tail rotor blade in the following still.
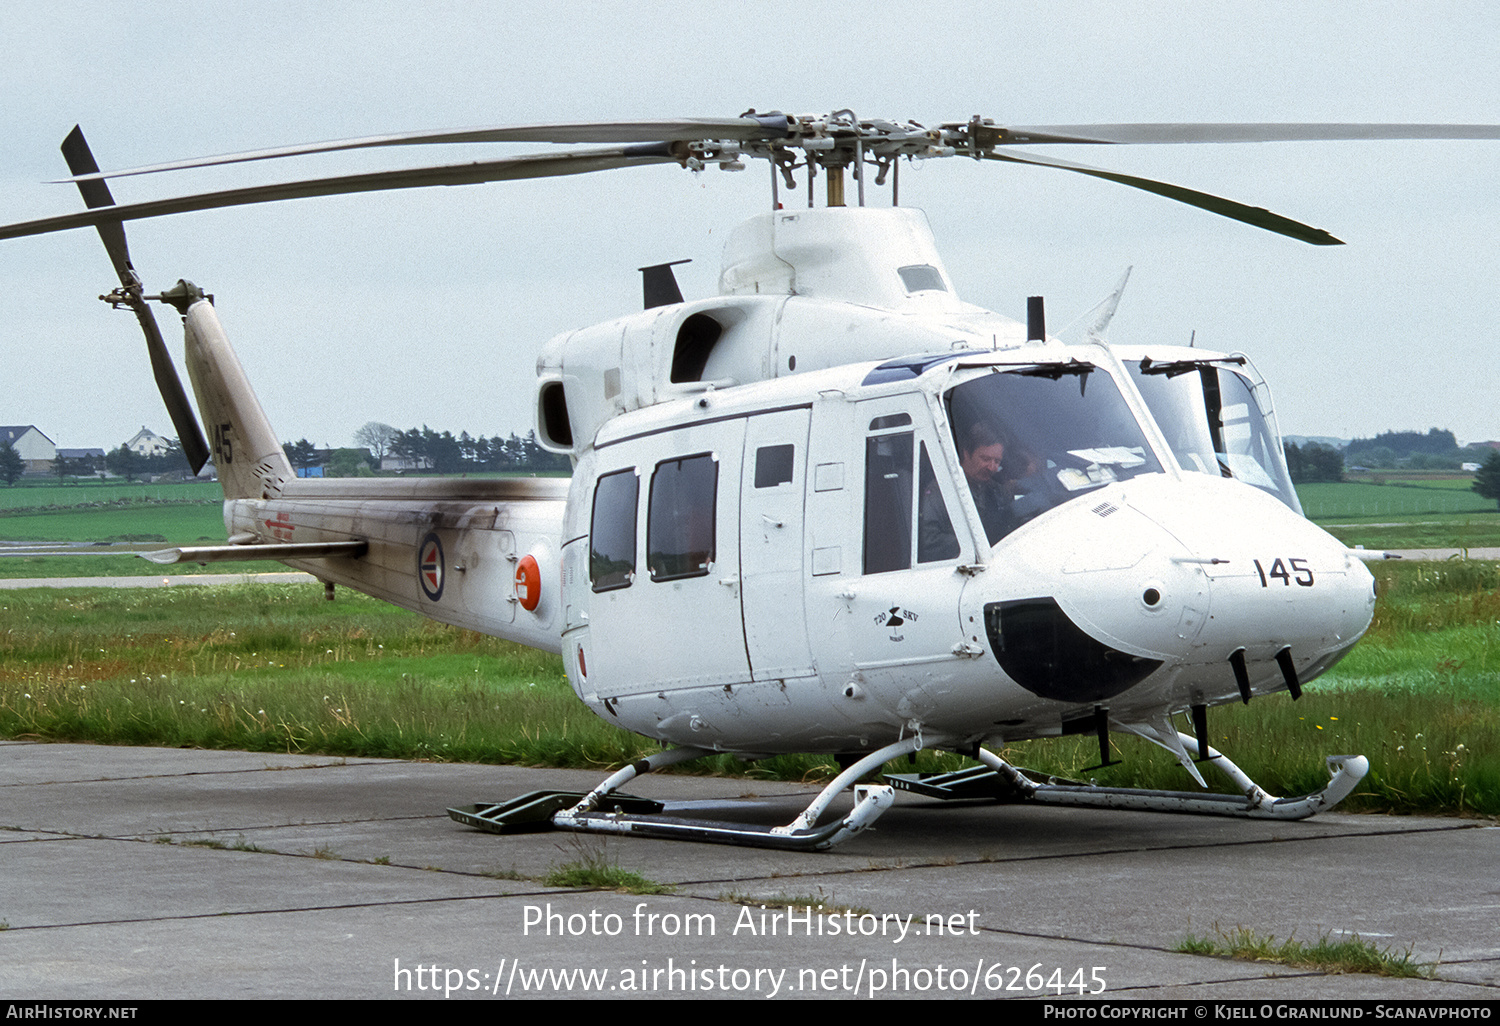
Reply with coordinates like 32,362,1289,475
128,290,212,475
60,126,134,276
60,127,211,474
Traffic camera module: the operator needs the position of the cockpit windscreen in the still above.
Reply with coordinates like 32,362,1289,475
1127,360,1301,512
944,366,1163,545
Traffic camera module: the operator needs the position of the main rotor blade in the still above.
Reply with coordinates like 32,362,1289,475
58,115,788,183
989,122,1500,146
3,145,679,242
984,146,1343,246
59,126,211,473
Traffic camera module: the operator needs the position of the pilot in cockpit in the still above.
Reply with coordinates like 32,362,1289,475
922,420,1036,555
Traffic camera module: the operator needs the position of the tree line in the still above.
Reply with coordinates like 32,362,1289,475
1343,428,1468,470
0,440,192,485
1,421,570,488
281,422,570,476
1282,441,1344,483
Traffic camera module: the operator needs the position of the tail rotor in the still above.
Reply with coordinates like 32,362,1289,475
60,126,211,474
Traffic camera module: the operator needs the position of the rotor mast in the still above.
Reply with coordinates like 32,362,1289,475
749,110,916,211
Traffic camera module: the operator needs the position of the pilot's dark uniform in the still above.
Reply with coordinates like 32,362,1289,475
919,474,1016,556
967,476,1015,546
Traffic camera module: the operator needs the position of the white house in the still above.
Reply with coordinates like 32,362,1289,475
1,425,57,473
124,426,172,457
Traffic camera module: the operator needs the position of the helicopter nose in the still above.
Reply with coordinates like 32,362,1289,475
973,475,1375,706
1143,476,1377,701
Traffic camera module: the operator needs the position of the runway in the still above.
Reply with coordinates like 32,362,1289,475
1,740,1495,1000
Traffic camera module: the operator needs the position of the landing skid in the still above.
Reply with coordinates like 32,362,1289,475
449,738,914,852
448,734,1369,851
889,736,1369,821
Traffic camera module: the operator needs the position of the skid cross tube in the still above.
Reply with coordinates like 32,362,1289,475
548,737,917,850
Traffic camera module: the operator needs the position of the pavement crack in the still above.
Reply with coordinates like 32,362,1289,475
0,760,385,788
0,890,574,933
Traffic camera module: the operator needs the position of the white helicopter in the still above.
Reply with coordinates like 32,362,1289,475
6,112,1498,850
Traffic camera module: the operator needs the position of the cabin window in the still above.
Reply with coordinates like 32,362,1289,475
648,453,718,581
754,444,795,488
589,469,638,592
863,431,913,574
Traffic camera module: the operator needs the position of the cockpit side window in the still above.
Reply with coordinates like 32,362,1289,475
917,442,959,563
647,453,718,581
863,409,965,574
590,468,638,592
1217,378,1296,502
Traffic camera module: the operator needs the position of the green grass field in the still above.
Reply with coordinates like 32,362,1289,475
0,504,226,543
0,479,224,509
1318,517,1500,551
0,502,267,578
1296,478,1500,549
0,480,254,578
0,553,288,579
1297,480,1494,518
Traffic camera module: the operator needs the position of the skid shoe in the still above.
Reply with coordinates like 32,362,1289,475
887,736,1368,821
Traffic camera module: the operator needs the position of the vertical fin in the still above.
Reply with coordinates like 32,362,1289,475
178,292,293,500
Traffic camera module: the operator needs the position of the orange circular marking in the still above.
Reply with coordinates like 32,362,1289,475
515,554,542,611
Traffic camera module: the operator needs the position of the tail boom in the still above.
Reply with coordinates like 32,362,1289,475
176,291,567,653
225,488,567,653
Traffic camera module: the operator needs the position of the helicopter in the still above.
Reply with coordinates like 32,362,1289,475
5,111,1498,850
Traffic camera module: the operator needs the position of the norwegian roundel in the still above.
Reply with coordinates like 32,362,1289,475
418,532,445,601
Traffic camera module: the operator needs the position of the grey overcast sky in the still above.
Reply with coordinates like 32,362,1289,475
3,1,1499,451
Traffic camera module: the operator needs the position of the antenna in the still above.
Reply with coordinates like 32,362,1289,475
1027,296,1046,341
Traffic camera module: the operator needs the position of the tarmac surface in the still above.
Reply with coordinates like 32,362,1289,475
1,740,1496,1000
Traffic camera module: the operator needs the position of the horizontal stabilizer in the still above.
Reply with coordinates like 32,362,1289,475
140,540,368,565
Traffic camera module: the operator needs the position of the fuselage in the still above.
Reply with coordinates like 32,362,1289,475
206,205,1373,760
